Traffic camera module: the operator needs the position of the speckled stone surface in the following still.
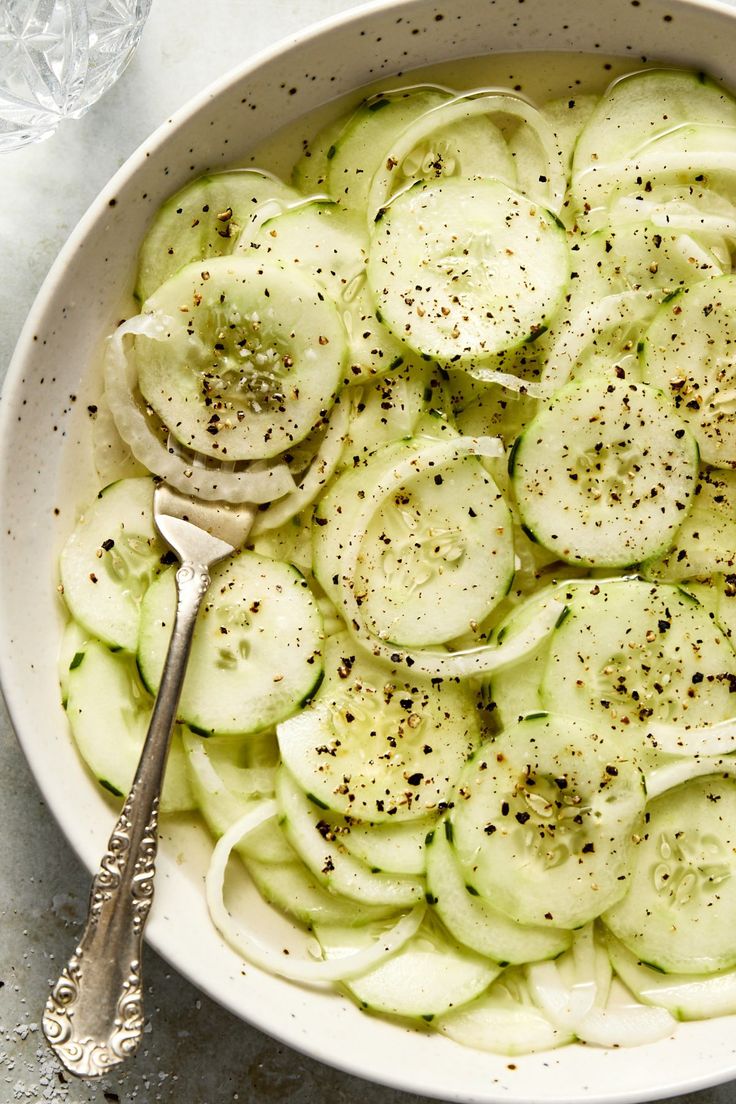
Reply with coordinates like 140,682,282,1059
2,2,736,1102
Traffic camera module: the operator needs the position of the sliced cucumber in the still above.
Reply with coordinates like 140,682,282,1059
358,454,513,648
134,256,347,461
276,765,424,907
367,177,569,362
642,275,736,467
426,819,572,965
449,369,539,447
291,114,348,194
571,69,736,215
488,583,577,728
327,85,450,214
450,713,645,929
607,932,736,1019
314,912,500,1018
59,477,165,654
59,619,90,708
684,573,736,643
184,729,401,925
66,639,194,813
277,632,479,823
540,578,736,733
135,169,299,302
243,199,406,379
512,377,699,567
603,776,736,974
643,467,736,580
181,728,291,864
365,90,517,219
338,816,430,877
339,360,435,468
245,855,398,928
314,435,514,647
536,94,599,171
436,969,573,1054
605,220,727,294
250,512,315,577
138,550,324,736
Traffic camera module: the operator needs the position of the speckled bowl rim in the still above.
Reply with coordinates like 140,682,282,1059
4,0,736,1100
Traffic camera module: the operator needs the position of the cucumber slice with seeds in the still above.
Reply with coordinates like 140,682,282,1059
66,640,194,813
242,199,406,380
367,177,569,362
512,377,699,567
366,91,517,220
315,435,514,647
603,776,736,974
450,713,645,929
277,632,479,823
540,578,736,733
135,256,347,461
426,819,572,965
135,169,300,302
59,477,165,654
138,551,324,736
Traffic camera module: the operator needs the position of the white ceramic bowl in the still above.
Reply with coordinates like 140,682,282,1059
4,0,736,1099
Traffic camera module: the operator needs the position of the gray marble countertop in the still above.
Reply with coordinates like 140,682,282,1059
1,2,736,1101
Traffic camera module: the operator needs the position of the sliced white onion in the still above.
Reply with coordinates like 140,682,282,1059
647,717,736,760
104,316,296,504
462,364,545,398
250,398,350,535
366,88,567,217
527,960,597,1031
609,193,736,241
527,937,675,1047
336,435,564,677
645,753,736,800
574,152,736,217
205,800,426,983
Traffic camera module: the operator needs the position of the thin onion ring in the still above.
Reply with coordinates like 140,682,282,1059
646,753,736,800
205,800,426,983
250,398,350,535
335,435,564,676
367,88,566,219
104,316,296,504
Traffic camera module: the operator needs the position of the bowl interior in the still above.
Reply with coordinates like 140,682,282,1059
3,0,736,1100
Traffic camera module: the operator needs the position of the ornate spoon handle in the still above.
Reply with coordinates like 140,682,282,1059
42,558,211,1078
